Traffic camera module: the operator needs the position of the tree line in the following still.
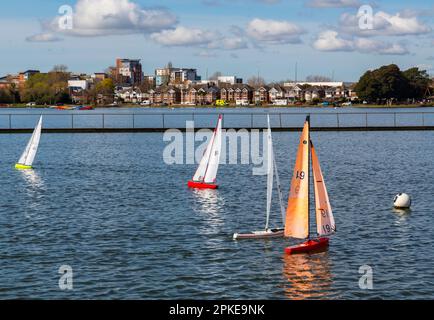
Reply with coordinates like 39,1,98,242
1,64,432,105
354,64,431,103
0,65,115,105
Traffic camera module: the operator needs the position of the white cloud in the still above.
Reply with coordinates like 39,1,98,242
354,38,409,55
151,27,248,50
47,0,177,37
150,26,216,46
313,30,409,55
246,18,305,44
313,30,353,51
339,11,432,37
306,0,360,8
26,33,63,42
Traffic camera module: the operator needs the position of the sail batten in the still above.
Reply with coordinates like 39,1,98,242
284,120,310,239
17,116,42,167
311,143,336,236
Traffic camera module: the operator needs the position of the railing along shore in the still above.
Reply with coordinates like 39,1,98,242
1,111,434,132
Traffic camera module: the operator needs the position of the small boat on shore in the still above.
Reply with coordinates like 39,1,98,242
55,106,74,110
233,115,286,240
188,115,223,189
75,105,94,111
15,116,42,170
284,116,336,254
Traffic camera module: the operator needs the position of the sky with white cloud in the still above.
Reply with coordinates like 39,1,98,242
0,0,433,81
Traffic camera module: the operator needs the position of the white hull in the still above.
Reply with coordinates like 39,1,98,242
233,229,284,240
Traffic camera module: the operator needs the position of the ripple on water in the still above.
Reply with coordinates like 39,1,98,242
0,131,433,299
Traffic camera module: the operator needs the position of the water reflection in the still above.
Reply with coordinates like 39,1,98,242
20,169,44,189
192,189,224,215
392,208,412,217
282,251,334,300
19,170,45,219
191,189,225,237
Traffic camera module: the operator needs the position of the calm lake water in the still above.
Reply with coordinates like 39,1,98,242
0,125,433,299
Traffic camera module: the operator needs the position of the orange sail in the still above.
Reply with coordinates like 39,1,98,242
311,142,336,236
284,119,310,239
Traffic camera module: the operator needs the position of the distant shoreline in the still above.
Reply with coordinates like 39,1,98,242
1,103,433,110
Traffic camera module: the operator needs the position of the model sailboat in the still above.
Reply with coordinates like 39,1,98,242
188,115,223,189
15,116,43,170
233,115,286,240
284,116,336,254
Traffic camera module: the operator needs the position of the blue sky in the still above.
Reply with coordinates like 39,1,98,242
0,0,433,82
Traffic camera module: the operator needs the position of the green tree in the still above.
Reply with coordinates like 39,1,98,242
0,89,13,103
20,67,70,104
355,64,410,102
403,67,431,99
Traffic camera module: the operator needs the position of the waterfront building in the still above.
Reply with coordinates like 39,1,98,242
0,76,12,90
149,86,181,105
144,75,156,88
117,88,145,104
18,70,40,84
220,84,253,104
253,86,270,104
155,63,201,86
115,58,143,86
268,85,286,103
181,85,220,105
68,79,93,104
92,73,108,82
217,76,243,85
283,84,304,101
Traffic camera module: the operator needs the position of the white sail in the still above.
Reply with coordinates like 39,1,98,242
17,116,42,167
265,115,274,230
193,115,222,183
203,115,223,184
273,152,286,226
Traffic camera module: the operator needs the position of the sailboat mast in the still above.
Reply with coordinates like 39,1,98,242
307,115,311,240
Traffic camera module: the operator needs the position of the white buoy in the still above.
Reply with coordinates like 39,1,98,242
393,193,411,209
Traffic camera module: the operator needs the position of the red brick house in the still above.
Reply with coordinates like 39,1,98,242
182,85,220,105
220,84,253,104
149,86,181,105
254,86,270,104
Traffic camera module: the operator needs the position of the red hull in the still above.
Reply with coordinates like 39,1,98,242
187,181,218,189
285,238,329,255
